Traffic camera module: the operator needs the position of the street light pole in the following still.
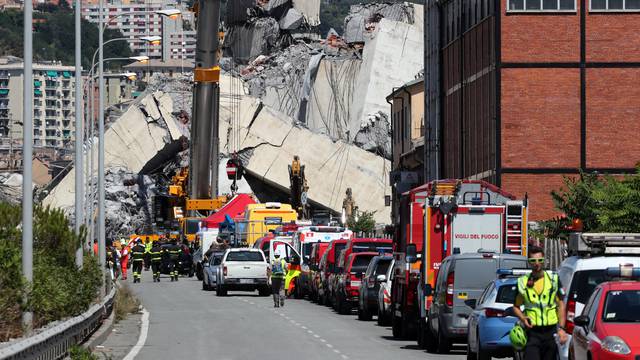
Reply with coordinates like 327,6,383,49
22,0,33,332
98,0,106,276
74,0,84,267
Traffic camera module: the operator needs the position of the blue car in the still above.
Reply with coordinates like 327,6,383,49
466,277,520,359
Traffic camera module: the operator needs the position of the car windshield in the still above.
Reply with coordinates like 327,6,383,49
454,259,497,290
496,284,518,304
226,251,264,262
352,242,392,254
351,256,374,273
603,290,640,323
569,270,607,304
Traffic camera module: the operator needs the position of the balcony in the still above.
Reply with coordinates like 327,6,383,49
0,72,9,80
45,84,59,90
0,103,8,110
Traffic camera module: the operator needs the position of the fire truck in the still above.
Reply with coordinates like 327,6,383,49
390,180,528,341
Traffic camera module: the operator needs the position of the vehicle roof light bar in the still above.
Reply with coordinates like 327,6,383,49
497,268,532,277
605,265,640,279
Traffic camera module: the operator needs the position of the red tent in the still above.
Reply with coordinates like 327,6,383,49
202,193,256,229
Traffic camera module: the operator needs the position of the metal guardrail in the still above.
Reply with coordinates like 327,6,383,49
0,287,116,360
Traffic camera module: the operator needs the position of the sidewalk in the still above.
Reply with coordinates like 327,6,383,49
93,312,142,360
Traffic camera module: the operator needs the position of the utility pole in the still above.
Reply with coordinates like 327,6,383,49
75,0,84,267
22,0,34,332
98,0,106,283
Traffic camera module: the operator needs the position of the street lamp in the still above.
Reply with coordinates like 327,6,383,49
97,6,180,274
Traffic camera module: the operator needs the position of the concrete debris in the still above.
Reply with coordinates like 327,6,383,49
292,0,320,27
353,111,391,158
225,0,258,25
343,2,416,44
223,17,291,64
43,91,187,238
279,7,304,30
0,172,25,204
258,0,291,19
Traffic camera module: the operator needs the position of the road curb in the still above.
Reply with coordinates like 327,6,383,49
84,308,115,351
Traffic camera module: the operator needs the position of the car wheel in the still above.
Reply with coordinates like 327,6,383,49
202,279,210,291
358,305,372,321
437,325,451,354
196,264,203,281
216,285,227,296
391,311,403,338
377,308,385,326
424,320,438,353
293,278,303,299
476,330,490,360
466,342,476,360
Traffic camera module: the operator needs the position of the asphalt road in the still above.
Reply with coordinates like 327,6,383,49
129,271,466,360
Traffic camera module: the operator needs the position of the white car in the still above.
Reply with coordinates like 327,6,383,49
556,255,640,360
216,248,271,297
377,258,394,326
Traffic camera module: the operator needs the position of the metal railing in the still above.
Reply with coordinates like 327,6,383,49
0,287,115,360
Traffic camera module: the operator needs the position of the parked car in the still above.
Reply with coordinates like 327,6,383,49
334,252,378,315
425,251,527,354
309,243,330,303
557,255,640,360
377,258,395,326
202,250,225,291
466,270,524,360
216,248,270,297
193,247,204,280
570,266,640,360
358,255,393,321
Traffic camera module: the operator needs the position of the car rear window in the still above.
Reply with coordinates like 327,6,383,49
212,253,224,266
454,259,497,290
375,259,392,275
496,284,518,304
603,290,640,323
351,256,374,273
334,243,346,263
226,251,264,262
569,270,607,304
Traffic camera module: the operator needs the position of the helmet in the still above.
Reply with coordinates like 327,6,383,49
274,253,280,258
509,324,527,350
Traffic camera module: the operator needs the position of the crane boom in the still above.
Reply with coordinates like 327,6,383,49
189,0,221,202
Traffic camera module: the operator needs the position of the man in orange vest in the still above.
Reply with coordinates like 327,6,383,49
120,239,132,280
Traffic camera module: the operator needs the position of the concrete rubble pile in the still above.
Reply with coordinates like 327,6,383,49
234,2,424,160
0,173,24,204
223,0,321,64
43,91,188,237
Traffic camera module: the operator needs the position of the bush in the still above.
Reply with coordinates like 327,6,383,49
114,283,140,322
0,203,102,341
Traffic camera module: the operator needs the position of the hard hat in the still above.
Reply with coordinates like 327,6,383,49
509,324,527,350
274,253,280,258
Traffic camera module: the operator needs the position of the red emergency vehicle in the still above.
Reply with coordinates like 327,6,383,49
391,180,528,342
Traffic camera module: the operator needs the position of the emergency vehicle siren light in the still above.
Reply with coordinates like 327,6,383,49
497,268,532,277
265,202,282,209
605,265,640,279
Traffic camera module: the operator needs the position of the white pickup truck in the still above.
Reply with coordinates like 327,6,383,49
216,248,270,297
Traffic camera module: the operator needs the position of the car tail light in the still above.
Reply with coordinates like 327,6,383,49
223,266,227,277
446,272,454,307
485,308,505,318
566,298,576,334
383,288,391,304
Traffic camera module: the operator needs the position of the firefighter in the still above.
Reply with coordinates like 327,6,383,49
512,246,568,360
150,239,163,282
268,252,288,308
131,238,146,283
144,236,152,271
120,238,130,280
167,239,182,282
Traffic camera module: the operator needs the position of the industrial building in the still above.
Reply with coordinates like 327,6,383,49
422,0,640,220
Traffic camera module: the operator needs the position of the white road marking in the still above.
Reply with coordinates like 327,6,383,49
301,326,307,330
313,334,320,338
341,355,349,359
333,349,340,354
320,339,326,343
122,308,149,360
326,344,334,348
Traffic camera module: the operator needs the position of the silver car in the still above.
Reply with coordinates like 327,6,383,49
202,251,224,291
377,258,395,326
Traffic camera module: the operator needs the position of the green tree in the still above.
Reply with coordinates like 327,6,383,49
347,210,377,235
550,167,640,233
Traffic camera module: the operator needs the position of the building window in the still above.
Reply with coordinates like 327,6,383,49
591,0,640,10
508,0,576,11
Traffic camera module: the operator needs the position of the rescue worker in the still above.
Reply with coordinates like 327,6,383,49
150,239,163,282
167,239,182,282
131,238,146,283
120,238,130,280
144,236,153,270
512,246,568,360
268,253,288,308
